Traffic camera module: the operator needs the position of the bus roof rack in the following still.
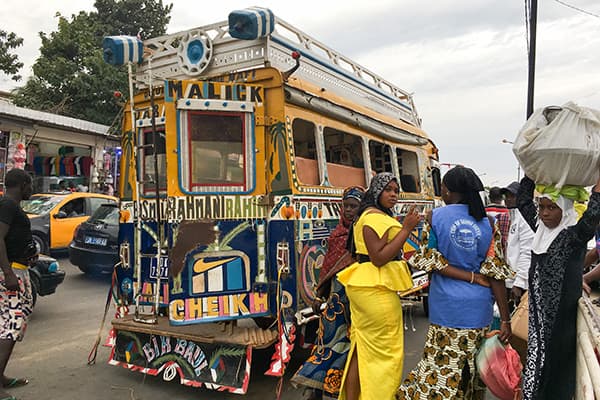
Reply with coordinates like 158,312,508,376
136,12,421,127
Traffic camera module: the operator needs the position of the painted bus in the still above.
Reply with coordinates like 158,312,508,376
102,7,441,394
576,294,600,398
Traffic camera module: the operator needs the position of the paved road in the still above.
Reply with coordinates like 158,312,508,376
7,256,431,400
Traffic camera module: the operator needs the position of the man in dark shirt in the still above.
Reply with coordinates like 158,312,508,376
0,168,35,399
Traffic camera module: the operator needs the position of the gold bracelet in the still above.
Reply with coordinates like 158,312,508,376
501,320,511,324
470,271,475,284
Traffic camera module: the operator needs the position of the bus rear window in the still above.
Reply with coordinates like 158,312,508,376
180,111,252,192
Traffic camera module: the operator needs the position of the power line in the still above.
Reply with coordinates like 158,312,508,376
554,0,600,19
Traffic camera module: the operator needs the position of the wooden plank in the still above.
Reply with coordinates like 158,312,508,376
112,315,278,348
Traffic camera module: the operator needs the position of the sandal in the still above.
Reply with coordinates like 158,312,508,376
3,378,28,389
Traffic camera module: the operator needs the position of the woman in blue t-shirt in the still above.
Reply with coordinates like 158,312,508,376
396,166,513,400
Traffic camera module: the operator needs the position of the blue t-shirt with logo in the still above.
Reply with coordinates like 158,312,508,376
429,204,494,329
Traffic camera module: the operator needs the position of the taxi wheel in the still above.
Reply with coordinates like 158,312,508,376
32,233,49,255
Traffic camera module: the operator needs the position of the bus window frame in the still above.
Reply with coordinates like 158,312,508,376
291,118,321,186
138,124,167,198
396,146,422,193
368,139,395,175
177,107,256,195
322,126,367,188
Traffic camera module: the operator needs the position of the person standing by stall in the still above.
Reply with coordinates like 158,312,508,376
517,176,600,400
0,169,37,400
292,186,365,400
336,172,421,400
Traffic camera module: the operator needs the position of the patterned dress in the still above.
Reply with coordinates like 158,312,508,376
518,177,600,399
396,209,513,400
291,279,351,399
291,216,354,399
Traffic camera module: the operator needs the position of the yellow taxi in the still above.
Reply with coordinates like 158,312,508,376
21,192,118,254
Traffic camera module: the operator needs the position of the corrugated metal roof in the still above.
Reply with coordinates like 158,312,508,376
0,101,113,136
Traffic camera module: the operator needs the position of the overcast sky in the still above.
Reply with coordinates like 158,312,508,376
1,0,600,187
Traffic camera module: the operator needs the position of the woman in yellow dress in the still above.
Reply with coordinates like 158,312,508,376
337,172,421,400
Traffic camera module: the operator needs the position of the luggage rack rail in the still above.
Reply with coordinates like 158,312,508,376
135,16,421,127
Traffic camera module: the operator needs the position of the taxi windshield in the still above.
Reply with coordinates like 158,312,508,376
89,205,119,225
21,195,64,215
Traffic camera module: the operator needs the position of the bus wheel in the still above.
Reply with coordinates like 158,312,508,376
253,317,276,330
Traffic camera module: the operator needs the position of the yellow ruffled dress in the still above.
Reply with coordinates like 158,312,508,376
337,211,413,400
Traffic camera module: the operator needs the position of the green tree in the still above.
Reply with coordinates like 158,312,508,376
0,30,24,81
12,0,172,126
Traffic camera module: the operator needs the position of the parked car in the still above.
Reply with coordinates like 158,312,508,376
69,203,119,274
21,192,117,254
29,254,66,306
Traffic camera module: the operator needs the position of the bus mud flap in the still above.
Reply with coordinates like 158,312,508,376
108,330,252,394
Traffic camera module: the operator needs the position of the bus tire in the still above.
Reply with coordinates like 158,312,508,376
253,317,276,330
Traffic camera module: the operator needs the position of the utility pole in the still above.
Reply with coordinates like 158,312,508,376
527,0,538,119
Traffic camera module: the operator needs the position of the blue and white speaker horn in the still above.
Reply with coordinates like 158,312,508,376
102,36,144,65
228,7,275,40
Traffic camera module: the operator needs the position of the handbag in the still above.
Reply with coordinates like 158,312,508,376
509,291,528,364
511,292,528,340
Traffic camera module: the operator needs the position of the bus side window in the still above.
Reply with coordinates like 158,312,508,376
323,127,366,188
292,119,319,185
369,140,393,174
431,166,442,196
396,148,421,193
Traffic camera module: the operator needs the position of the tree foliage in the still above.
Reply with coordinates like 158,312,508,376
12,0,173,126
0,30,24,81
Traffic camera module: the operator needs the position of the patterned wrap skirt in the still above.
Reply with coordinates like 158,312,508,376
291,278,351,398
396,324,487,400
0,268,34,341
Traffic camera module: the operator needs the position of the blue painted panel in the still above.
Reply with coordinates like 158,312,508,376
226,258,244,290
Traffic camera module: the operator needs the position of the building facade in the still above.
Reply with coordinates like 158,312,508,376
0,97,119,193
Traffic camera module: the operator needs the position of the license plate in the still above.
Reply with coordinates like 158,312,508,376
84,236,107,246
149,256,169,279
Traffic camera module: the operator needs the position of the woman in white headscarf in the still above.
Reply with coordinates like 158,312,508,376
518,175,600,400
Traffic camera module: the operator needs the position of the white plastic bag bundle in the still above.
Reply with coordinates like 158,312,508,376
512,101,600,188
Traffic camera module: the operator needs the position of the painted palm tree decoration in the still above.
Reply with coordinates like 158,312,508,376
268,121,290,192
121,130,136,200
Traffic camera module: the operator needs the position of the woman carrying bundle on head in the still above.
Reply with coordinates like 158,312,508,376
336,172,422,400
517,175,600,400
396,166,513,400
